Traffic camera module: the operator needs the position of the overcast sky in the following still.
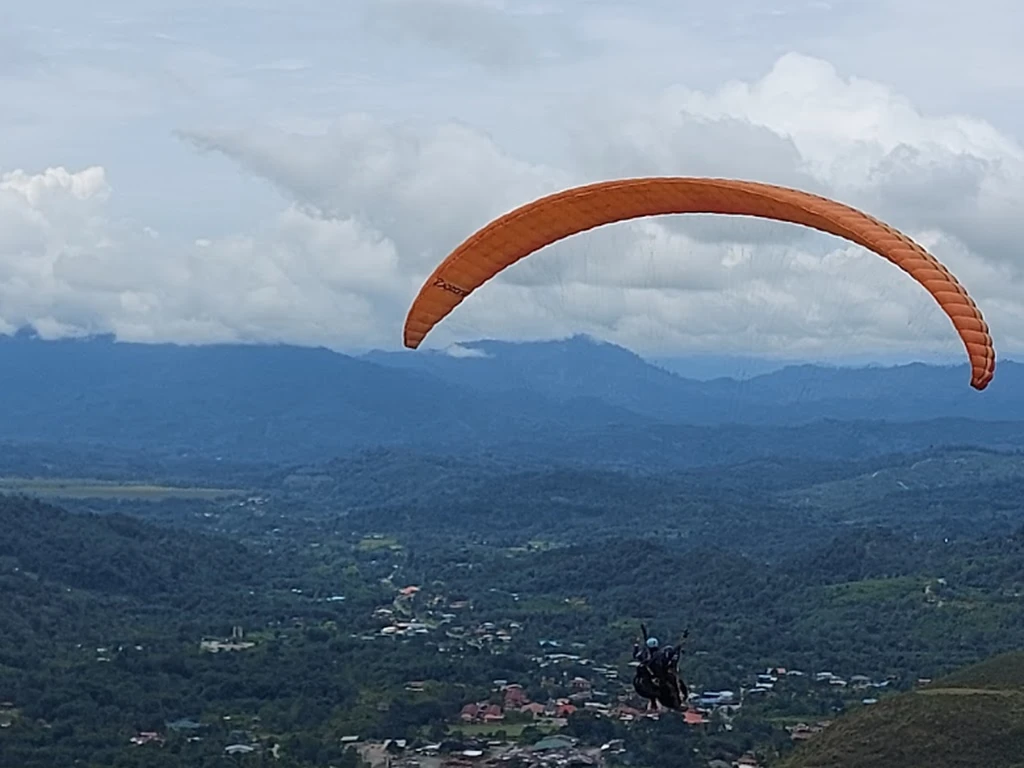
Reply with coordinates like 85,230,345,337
1,0,1022,364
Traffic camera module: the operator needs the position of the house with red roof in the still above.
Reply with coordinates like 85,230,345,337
554,703,576,718
683,709,707,725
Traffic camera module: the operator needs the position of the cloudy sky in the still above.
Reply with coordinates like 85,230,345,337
1,0,1022,364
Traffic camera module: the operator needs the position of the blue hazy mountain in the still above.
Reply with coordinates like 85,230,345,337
361,335,1022,424
1,332,1021,465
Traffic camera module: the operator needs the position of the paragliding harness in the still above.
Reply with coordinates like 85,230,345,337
633,623,689,711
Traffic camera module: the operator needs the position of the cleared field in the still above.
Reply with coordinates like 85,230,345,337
916,687,1020,697
0,476,244,500
357,535,401,551
447,721,560,738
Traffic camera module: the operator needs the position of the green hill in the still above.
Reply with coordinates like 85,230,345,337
934,651,1024,691
778,650,1024,768
0,493,266,600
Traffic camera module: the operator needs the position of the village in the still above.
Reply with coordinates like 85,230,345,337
119,578,900,767
346,583,902,768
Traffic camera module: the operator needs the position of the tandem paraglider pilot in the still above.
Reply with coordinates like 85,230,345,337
632,624,688,712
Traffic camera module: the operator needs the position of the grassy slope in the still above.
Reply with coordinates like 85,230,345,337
778,650,1024,768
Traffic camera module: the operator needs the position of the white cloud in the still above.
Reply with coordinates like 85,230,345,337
444,343,492,359
178,116,570,274
0,0,1022,367
174,53,1024,361
0,165,404,347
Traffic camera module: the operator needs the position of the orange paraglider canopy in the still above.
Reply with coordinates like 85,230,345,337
403,177,995,390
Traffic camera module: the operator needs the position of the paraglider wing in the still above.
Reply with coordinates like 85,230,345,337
403,177,995,390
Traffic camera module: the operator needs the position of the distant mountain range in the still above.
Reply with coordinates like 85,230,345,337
363,336,1023,424
0,332,1021,465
